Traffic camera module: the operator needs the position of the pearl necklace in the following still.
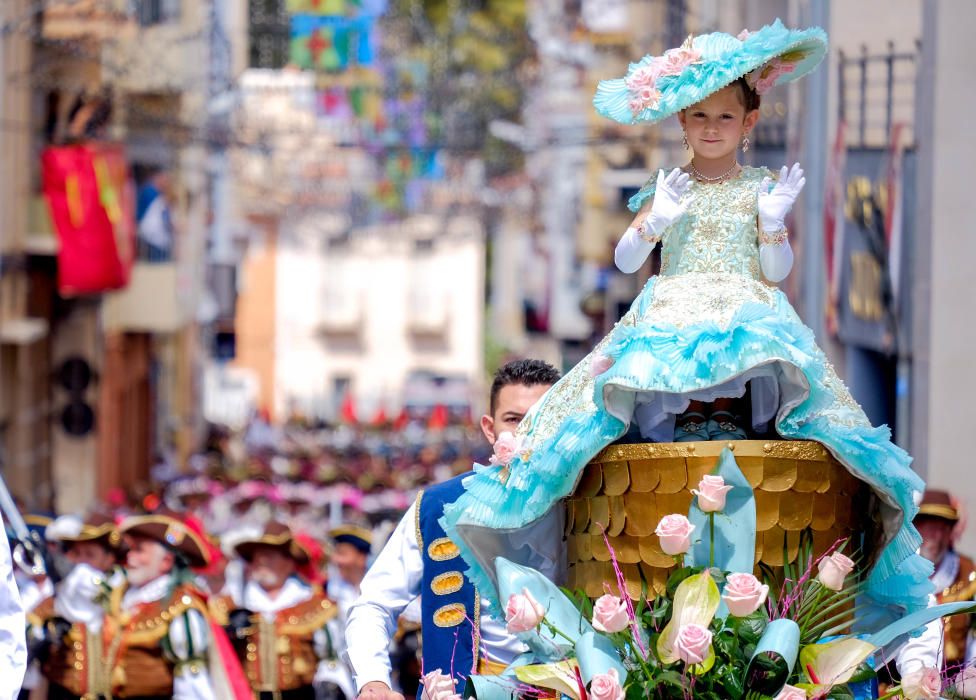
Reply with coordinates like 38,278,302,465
689,160,739,183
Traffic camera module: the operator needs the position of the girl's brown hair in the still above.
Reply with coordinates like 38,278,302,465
732,77,761,112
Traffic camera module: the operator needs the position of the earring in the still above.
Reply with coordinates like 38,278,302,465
741,135,750,152
682,131,689,150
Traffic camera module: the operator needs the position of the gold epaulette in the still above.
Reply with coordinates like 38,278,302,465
115,584,212,646
274,594,337,635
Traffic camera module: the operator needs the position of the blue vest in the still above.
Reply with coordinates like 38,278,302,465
418,473,480,693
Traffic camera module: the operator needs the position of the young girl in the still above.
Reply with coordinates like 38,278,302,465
442,20,931,624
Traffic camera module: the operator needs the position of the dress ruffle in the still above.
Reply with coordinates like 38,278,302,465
441,275,932,619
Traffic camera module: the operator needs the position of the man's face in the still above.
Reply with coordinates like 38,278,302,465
481,383,552,445
331,542,367,583
915,516,954,566
249,546,297,592
124,537,173,586
66,541,116,573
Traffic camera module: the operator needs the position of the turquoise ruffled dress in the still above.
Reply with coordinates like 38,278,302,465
442,166,932,619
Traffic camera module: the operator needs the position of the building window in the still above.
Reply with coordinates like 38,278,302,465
249,0,290,69
134,0,181,26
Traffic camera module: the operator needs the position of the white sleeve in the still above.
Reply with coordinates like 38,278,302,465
614,226,656,274
759,239,794,283
893,598,944,676
0,515,27,700
173,665,216,700
345,502,424,691
167,608,216,700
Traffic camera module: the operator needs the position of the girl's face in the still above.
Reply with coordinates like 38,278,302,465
678,85,759,161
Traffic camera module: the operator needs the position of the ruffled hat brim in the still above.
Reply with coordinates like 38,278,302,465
594,19,827,125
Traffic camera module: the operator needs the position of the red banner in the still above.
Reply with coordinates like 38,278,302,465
42,143,136,295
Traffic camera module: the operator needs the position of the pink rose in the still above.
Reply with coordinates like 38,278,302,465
420,669,457,700
505,587,546,633
655,514,695,555
625,64,660,91
490,431,521,466
901,666,941,700
750,58,797,95
954,666,976,698
591,593,630,633
692,474,734,513
658,46,701,76
589,353,615,378
816,551,855,591
721,572,769,617
773,685,806,700
674,623,712,665
589,668,624,700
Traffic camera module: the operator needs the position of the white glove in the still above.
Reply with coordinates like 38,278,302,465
643,168,693,238
758,163,805,232
615,168,692,274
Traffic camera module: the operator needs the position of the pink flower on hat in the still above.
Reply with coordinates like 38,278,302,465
658,46,702,76
748,57,797,95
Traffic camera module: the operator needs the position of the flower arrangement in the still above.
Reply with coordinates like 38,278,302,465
451,449,976,700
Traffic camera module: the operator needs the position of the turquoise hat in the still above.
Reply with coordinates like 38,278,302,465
594,19,827,125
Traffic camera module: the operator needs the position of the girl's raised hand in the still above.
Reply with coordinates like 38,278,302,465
758,163,805,231
649,167,693,229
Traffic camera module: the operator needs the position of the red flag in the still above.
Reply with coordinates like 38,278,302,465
427,403,449,431
42,143,135,295
371,404,388,426
340,391,358,425
393,407,410,431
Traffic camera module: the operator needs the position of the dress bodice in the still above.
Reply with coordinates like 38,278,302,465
656,166,768,280
630,167,771,280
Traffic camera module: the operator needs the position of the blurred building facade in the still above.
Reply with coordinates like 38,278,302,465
0,0,242,513
224,60,486,426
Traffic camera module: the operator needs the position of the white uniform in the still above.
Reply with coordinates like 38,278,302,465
0,514,27,700
345,503,526,691
232,577,355,699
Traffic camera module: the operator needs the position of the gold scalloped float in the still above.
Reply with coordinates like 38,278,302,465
564,440,872,598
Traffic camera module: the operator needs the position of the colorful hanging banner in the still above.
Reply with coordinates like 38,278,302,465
42,143,136,295
290,14,375,70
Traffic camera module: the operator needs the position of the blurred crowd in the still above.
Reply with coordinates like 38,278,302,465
3,413,483,699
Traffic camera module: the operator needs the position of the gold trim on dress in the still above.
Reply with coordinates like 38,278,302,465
432,603,467,628
427,537,460,562
430,571,465,596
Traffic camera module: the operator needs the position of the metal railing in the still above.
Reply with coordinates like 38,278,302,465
839,42,919,148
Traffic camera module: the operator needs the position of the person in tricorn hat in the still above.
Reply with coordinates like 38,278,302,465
327,525,372,621
914,488,976,669
212,520,350,700
107,509,225,699
27,512,125,699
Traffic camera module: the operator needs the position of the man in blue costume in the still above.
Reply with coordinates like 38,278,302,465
346,359,561,700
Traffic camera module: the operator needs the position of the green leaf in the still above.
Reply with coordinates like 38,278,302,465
731,611,768,645
665,566,702,597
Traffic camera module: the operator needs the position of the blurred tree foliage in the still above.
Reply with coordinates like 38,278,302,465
387,0,532,175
